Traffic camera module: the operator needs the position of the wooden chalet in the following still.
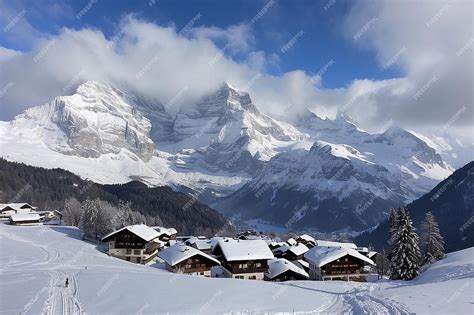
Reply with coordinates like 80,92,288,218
265,258,309,282
152,226,178,242
159,244,220,276
9,213,42,225
0,203,37,218
102,224,162,264
185,238,212,254
304,246,375,281
296,234,316,248
272,243,309,260
212,239,274,280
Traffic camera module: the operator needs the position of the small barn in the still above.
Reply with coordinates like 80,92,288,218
159,244,220,277
265,258,309,281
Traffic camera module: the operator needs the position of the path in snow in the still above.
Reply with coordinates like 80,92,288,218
314,284,412,315
0,226,86,315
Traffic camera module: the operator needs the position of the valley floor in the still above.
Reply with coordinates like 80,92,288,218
0,223,472,314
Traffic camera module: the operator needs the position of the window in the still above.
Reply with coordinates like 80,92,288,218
126,249,131,254
255,262,261,267
134,250,141,255
136,257,141,263
249,276,256,280
242,264,248,269
109,242,114,249
126,256,131,261
345,257,349,262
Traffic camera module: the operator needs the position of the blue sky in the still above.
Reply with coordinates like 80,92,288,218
0,0,400,89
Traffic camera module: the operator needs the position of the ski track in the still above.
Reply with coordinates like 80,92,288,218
316,285,411,315
0,228,85,315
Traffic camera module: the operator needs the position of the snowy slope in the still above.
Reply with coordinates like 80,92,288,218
0,223,472,314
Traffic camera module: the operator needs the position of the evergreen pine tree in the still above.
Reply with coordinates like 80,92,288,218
388,208,398,245
420,211,445,265
80,199,99,239
389,207,422,280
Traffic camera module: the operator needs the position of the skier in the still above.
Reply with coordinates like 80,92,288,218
65,277,69,288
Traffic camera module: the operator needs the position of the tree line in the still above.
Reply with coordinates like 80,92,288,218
63,198,164,240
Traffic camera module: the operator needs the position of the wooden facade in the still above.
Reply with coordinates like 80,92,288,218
166,255,219,276
103,228,160,264
221,260,269,276
313,254,367,281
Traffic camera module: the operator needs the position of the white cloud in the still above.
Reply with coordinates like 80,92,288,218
0,1,472,139
340,0,474,134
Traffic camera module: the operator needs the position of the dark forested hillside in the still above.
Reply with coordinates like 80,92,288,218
0,159,232,236
356,161,474,252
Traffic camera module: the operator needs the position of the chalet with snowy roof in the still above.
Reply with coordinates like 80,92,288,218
268,241,286,250
9,213,42,225
159,244,220,277
304,246,375,281
185,238,213,254
296,234,316,248
265,258,309,282
102,224,162,264
0,203,37,218
152,226,178,242
212,239,274,280
272,243,309,260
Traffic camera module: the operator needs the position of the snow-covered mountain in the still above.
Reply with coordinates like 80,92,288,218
159,83,306,173
5,81,155,161
0,80,467,233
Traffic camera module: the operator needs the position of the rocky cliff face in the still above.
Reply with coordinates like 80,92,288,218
163,83,306,173
12,81,155,161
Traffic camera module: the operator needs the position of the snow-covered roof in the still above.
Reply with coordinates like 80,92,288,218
298,234,316,243
286,238,297,246
10,213,41,222
295,259,309,269
0,203,35,211
266,258,309,279
216,239,274,261
152,226,178,236
356,247,369,253
367,251,378,259
186,238,212,251
0,202,35,210
102,224,160,242
315,240,357,249
304,246,375,267
159,244,220,266
273,243,309,256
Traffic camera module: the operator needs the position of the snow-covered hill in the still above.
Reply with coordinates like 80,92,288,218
0,80,468,233
0,223,472,314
